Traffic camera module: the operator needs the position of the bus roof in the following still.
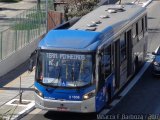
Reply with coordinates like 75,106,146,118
70,4,146,32
39,4,146,51
38,30,100,51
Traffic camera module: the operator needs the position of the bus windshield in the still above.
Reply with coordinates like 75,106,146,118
36,51,94,88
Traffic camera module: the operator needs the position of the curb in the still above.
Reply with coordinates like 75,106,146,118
12,100,35,120
2,99,35,120
142,0,153,7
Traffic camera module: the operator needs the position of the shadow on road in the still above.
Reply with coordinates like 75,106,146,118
44,111,97,120
0,59,29,87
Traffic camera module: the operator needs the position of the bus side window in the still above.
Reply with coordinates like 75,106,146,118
132,24,137,39
98,46,112,91
132,24,137,45
138,19,143,34
98,52,104,91
104,45,111,78
142,18,144,34
138,19,143,40
120,33,126,63
144,15,147,32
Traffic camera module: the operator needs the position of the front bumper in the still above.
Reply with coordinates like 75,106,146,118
35,93,95,113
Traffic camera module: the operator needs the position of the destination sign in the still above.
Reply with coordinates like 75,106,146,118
47,53,86,60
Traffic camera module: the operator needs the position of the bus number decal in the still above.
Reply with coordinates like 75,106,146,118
69,95,80,100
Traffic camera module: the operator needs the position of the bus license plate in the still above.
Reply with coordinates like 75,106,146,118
57,107,68,111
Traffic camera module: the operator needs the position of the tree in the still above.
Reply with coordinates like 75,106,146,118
58,0,100,20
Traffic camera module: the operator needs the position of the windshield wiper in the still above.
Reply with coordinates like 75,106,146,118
57,66,61,86
71,67,81,93
71,66,79,87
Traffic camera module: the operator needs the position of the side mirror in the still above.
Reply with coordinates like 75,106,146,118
28,58,34,72
28,50,37,72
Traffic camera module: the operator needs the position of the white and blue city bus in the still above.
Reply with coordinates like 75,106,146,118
31,4,148,113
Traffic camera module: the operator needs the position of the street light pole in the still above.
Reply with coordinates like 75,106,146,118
46,0,48,33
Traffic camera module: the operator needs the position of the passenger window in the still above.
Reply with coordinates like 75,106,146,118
132,24,137,38
98,45,111,90
145,15,147,31
132,24,138,45
103,46,111,78
142,18,144,33
136,23,138,35
98,51,104,90
120,34,126,63
138,19,143,34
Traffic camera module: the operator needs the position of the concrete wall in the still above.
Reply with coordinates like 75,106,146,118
0,38,41,77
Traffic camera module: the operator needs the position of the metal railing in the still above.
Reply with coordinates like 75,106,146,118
0,0,54,61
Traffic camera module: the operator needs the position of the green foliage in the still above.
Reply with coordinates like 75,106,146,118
0,0,22,2
13,21,40,30
67,9,91,18
26,12,45,19
63,0,100,20
13,12,45,30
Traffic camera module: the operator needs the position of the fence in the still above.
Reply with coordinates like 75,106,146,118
0,0,54,61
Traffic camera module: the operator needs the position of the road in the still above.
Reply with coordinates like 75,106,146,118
21,1,160,120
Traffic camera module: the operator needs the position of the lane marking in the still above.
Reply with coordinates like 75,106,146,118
110,99,121,107
99,109,110,115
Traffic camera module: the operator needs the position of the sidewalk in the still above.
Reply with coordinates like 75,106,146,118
0,60,35,120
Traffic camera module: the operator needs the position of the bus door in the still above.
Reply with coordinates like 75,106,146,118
126,29,132,78
114,40,120,89
96,45,113,111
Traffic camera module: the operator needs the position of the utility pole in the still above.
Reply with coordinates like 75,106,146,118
19,76,22,104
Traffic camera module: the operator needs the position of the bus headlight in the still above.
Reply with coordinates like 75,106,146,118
34,87,43,97
83,90,95,100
